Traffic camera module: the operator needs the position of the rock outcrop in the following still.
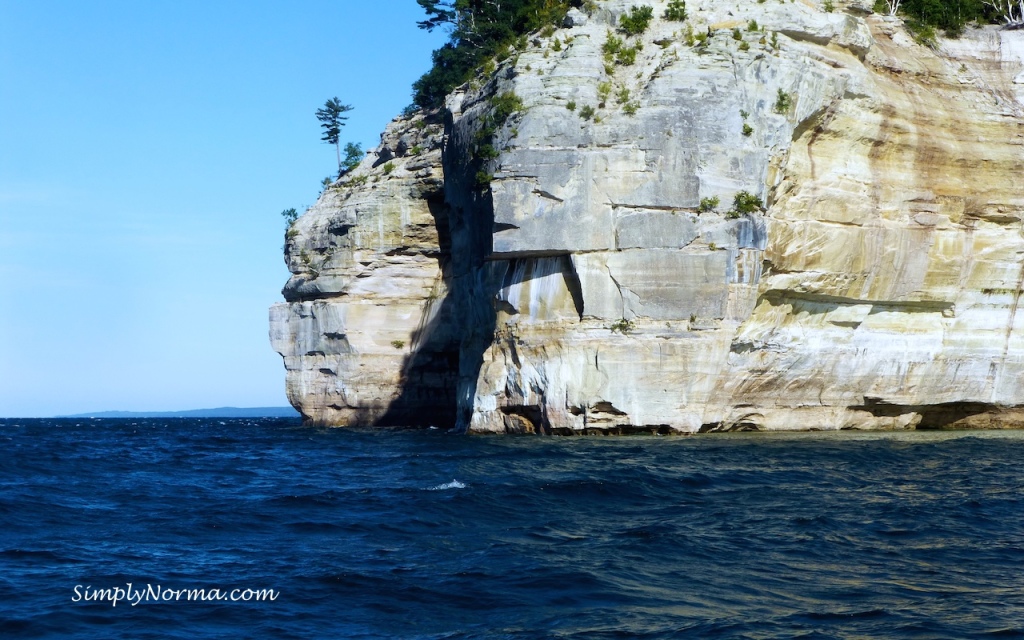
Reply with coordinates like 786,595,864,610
271,0,1024,433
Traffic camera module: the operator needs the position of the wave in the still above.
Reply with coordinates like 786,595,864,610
427,480,467,491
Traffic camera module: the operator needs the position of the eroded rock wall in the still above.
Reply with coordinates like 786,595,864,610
272,0,1024,432
269,115,460,425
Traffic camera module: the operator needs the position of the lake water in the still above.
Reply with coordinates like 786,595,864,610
2,418,1023,638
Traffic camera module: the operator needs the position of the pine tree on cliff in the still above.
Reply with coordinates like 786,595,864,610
316,98,353,174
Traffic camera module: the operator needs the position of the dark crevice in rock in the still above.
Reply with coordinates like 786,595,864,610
532,189,564,202
500,405,546,434
759,289,954,315
592,401,627,415
854,398,1024,430
778,29,833,48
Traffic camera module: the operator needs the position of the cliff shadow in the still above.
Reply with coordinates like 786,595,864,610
372,190,462,428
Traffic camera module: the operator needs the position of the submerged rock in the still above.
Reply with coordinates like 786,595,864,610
271,0,1024,433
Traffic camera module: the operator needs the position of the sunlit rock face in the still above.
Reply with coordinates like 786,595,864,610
272,0,1024,433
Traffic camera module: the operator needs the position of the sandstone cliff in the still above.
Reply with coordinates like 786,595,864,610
271,0,1024,433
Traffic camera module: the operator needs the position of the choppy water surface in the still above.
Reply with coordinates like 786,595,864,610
2,419,1023,639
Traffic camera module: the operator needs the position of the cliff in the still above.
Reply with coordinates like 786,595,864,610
271,0,1024,433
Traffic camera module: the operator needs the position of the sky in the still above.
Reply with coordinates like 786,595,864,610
0,1,447,416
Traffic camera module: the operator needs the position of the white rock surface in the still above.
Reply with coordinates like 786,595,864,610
272,0,1024,433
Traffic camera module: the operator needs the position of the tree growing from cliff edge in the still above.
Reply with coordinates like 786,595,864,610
316,98,353,174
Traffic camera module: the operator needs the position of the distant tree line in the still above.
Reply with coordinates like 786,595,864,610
412,0,588,109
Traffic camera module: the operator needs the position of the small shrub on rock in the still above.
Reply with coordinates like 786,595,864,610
610,318,636,334
773,88,792,114
663,0,687,21
618,6,654,36
732,191,763,214
616,46,638,65
698,196,719,213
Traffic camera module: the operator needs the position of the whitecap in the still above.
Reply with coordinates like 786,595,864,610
427,480,467,491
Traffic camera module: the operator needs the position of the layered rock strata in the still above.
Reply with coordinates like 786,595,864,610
271,0,1024,433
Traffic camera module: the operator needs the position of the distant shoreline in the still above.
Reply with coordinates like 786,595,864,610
54,407,301,419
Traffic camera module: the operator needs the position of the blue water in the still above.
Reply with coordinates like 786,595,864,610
2,419,1023,639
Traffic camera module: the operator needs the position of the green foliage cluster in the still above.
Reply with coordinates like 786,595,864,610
471,91,524,184
698,196,719,213
603,32,640,66
731,191,763,216
412,0,583,109
873,0,1003,38
473,91,523,149
604,32,624,55
618,6,654,36
281,207,299,228
342,142,363,173
477,144,500,159
615,45,638,65
773,89,792,114
609,318,636,334
682,23,697,45
491,91,525,124
663,0,687,21
907,20,938,45
316,98,351,148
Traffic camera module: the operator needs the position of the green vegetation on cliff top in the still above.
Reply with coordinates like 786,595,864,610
412,0,586,109
410,0,1013,112
877,0,1011,38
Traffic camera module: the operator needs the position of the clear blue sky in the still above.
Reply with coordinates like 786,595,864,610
0,1,447,416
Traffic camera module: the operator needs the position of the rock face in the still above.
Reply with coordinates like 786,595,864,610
271,0,1024,433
